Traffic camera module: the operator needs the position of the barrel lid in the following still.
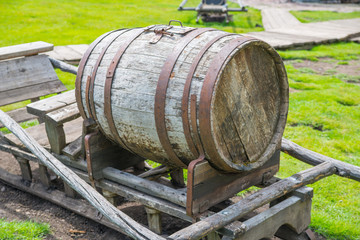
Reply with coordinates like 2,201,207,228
200,39,288,172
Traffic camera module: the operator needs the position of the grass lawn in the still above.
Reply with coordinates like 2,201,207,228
0,1,360,239
0,0,262,47
277,44,360,239
291,10,360,23
0,219,50,240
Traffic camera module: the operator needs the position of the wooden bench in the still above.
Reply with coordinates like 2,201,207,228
0,42,82,188
0,42,67,128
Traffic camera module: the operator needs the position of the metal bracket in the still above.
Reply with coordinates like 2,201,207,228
149,26,174,44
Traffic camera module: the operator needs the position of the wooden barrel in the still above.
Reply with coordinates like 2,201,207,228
75,24,288,173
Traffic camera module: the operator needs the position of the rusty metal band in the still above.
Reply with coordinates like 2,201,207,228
181,32,234,158
198,36,257,170
190,94,204,157
155,28,213,168
104,28,146,153
75,30,121,119
87,29,131,121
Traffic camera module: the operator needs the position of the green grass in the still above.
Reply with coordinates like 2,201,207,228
291,10,360,23
0,0,262,47
0,219,50,240
279,60,360,239
278,42,360,61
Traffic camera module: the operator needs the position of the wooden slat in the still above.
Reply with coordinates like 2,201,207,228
0,107,37,128
5,117,82,149
66,44,89,56
62,136,82,160
0,55,66,106
27,90,76,118
46,103,80,126
0,55,58,92
103,167,187,207
0,41,53,61
84,131,144,181
0,81,66,107
52,46,83,62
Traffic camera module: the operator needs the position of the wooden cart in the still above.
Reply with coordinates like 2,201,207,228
0,42,359,240
178,0,247,23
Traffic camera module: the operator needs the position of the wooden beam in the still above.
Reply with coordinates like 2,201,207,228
103,167,187,207
0,107,37,128
45,103,80,126
0,41,53,61
27,90,76,119
48,57,78,75
281,138,360,182
168,162,336,240
138,165,170,179
145,207,162,234
0,109,164,240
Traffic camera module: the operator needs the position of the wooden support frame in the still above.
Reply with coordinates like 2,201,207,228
17,157,32,182
83,128,144,185
1,84,360,240
186,151,279,216
145,207,162,234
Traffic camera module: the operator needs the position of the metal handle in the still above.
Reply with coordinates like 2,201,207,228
169,20,183,27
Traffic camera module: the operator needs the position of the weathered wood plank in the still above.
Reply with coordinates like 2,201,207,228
48,57,78,75
0,41,53,61
62,136,82,160
17,157,32,182
0,81,67,107
0,107,37,128
38,164,52,188
66,44,89,56
0,109,165,240
138,165,170,179
169,162,336,240
46,103,80,126
73,168,193,222
27,90,76,118
188,152,279,216
103,167,187,207
5,123,50,148
45,120,66,154
0,55,66,106
52,46,83,62
84,130,144,181
5,117,82,149
145,207,162,234
281,138,360,182
233,189,312,240
0,55,59,92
